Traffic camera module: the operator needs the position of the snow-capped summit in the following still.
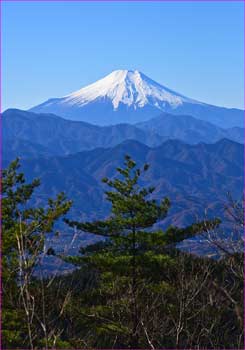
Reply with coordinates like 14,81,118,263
30,70,243,128
62,69,196,110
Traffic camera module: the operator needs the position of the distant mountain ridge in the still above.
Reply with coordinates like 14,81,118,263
136,113,244,144
4,138,243,223
4,138,242,252
30,70,244,128
3,109,243,161
2,109,164,159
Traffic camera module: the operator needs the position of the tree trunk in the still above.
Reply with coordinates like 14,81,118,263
130,225,139,348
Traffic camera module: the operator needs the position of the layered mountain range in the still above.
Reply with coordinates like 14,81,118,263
3,69,244,255
3,108,243,161
2,138,243,254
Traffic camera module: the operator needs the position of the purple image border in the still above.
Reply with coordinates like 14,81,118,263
0,0,244,349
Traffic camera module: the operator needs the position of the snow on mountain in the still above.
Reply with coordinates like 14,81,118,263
30,70,243,128
61,70,198,109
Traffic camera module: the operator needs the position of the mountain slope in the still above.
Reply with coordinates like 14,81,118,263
3,109,243,162
4,139,243,252
30,70,244,128
137,113,244,144
3,138,54,160
2,109,164,159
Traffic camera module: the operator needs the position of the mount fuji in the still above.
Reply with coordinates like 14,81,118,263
30,70,243,128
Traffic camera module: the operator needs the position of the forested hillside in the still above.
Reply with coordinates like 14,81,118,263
2,158,243,349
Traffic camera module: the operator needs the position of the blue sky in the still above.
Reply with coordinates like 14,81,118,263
2,1,244,111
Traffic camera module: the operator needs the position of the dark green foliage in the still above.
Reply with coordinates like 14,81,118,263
54,251,244,349
65,155,220,348
2,159,72,348
2,157,243,349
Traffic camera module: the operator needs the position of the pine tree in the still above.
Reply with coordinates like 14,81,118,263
66,155,220,348
2,159,72,348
